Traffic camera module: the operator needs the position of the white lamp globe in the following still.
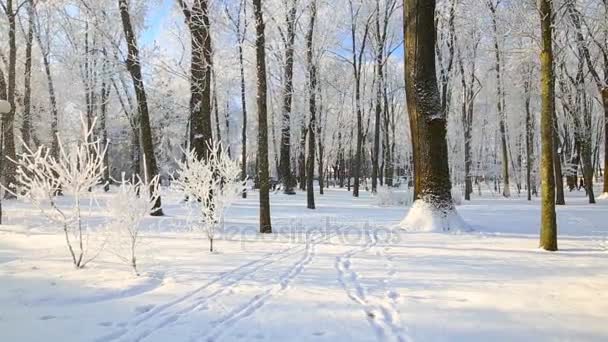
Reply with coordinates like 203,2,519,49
0,100,11,114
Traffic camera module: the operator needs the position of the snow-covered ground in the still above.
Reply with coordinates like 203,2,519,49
1,187,607,341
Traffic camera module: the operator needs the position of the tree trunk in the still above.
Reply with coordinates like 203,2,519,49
100,55,111,192
539,0,558,251
553,122,565,205
0,61,6,223
22,1,35,148
525,76,534,201
3,0,18,199
403,0,455,221
180,0,214,159
253,0,272,233
118,0,163,216
603,89,608,195
488,1,510,198
279,0,297,195
306,1,317,210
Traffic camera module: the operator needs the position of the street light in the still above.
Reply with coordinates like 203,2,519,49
0,100,10,114
0,99,9,225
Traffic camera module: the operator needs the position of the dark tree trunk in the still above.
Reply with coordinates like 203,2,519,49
22,1,34,148
488,0,510,198
306,1,317,210
239,39,248,198
539,0,558,251
404,0,454,211
253,0,272,233
179,0,214,159
553,122,565,205
118,0,163,216
100,54,111,192
279,0,298,195
3,0,18,199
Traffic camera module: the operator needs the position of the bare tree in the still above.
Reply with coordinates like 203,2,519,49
253,0,272,233
540,0,558,251
118,0,163,216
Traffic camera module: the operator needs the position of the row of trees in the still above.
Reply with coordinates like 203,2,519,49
0,0,606,247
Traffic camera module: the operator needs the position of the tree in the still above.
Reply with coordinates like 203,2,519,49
348,0,372,198
107,173,160,275
539,0,558,251
278,0,298,195
118,0,163,216
401,0,462,231
253,0,272,234
225,0,249,199
1,0,23,200
11,116,107,268
173,143,244,252
306,0,318,210
487,0,511,198
178,0,214,159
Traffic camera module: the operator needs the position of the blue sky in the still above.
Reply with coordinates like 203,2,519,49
142,0,172,45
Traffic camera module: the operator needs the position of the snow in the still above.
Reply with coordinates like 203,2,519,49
400,200,469,233
1,187,608,341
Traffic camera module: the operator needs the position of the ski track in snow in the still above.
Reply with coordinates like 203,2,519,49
197,230,334,342
95,243,301,342
335,228,411,342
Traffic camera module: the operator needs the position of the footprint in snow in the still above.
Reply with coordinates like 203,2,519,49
39,315,56,321
98,321,113,327
135,304,155,314
312,331,326,337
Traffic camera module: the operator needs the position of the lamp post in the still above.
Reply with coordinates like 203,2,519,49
0,99,11,225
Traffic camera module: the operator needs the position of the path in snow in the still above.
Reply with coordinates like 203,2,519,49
336,228,410,342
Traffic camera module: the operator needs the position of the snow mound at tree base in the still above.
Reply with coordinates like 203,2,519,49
400,200,470,233
598,193,608,200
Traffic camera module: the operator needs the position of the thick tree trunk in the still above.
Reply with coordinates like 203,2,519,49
3,0,18,199
539,0,558,251
180,0,214,159
253,0,272,233
118,0,163,216
403,0,455,226
279,1,297,195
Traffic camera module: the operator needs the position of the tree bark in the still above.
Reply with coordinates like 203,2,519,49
253,0,272,233
404,0,454,211
179,0,214,159
306,1,317,210
118,0,163,216
22,1,34,148
539,0,558,251
3,0,18,199
279,0,297,195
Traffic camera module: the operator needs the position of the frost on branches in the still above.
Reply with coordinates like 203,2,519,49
10,116,108,269
106,173,160,276
173,143,244,252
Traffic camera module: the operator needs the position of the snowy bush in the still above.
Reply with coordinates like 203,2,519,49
375,186,414,207
9,116,107,269
106,173,160,276
173,143,244,252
